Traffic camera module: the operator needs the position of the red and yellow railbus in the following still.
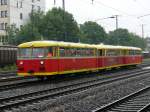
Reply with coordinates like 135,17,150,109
17,41,142,78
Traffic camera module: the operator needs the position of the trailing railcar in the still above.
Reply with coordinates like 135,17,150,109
0,46,17,67
17,41,142,78
142,51,150,59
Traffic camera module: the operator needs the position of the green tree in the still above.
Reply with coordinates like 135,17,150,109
41,8,80,42
108,28,146,49
14,11,44,44
6,24,19,45
129,33,146,50
16,23,41,44
108,28,131,46
80,21,107,44
29,10,44,34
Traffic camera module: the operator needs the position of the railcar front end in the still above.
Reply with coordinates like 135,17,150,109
17,47,58,77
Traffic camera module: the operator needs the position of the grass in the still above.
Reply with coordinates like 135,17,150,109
143,58,150,64
0,64,17,72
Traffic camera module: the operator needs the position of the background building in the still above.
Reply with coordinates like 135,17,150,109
0,0,45,45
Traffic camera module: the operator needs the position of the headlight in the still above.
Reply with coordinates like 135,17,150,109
20,61,23,65
40,61,44,65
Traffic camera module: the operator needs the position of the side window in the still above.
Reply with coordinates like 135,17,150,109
52,47,57,57
59,47,96,57
59,47,65,57
59,47,81,57
129,50,137,55
87,49,94,56
121,50,127,56
135,50,141,55
76,48,88,57
106,50,114,56
76,48,80,57
116,50,120,56
98,49,103,56
65,48,73,57
70,48,76,57
46,47,53,57
106,49,120,56
90,49,95,56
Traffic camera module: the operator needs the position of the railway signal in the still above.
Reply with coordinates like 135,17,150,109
92,0,94,4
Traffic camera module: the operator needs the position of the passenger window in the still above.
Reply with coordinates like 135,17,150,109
99,50,103,56
135,50,141,55
46,47,53,57
60,47,65,57
122,50,127,56
52,47,57,57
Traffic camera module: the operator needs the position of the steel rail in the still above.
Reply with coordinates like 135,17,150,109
0,67,145,92
0,69,150,111
138,103,150,112
93,86,150,112
0,67,148,93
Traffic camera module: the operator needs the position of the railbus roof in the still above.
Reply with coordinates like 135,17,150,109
18,41,96,48
18,40,141,51
97,44,141,50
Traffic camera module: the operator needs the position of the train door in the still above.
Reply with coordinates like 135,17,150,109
44,47,58,74
58,47,65,74
123,50,128,64
97,49,103,68
54,47,59,74
0,47,1,65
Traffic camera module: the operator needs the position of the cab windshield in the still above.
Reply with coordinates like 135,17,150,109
18,47,52,58
18,48,32,58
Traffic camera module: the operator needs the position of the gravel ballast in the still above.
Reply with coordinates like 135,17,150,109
0,68,136,98
15,71,150,112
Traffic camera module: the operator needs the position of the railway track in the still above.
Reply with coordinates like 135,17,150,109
0,67,148,92
0,71,16,77
0,63,148,92
0,75,32,82
93,86,150,112
0,73,36,92
0,78,38,92
140,62,150,67
1,69,150,111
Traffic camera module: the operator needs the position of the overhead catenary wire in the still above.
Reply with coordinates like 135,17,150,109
134,0,150,13
89,0,137,17
138,14,150,19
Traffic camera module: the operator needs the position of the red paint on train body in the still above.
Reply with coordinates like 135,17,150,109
17,41,143,77
17,55,142,76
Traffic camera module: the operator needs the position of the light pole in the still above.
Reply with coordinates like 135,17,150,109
141,24,145,38
53,0,66,41
95,15,119,30
54,0,65,10
114,15,119,29
62,0,65,11
110,15,119,30
95,15,120,44
137,15,150,38
95,16,115,21
54,0,56,5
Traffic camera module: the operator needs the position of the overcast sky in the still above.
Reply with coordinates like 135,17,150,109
46,0,150,38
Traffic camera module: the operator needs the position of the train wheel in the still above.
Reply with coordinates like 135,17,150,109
46,76,55,80
37,77,46,81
